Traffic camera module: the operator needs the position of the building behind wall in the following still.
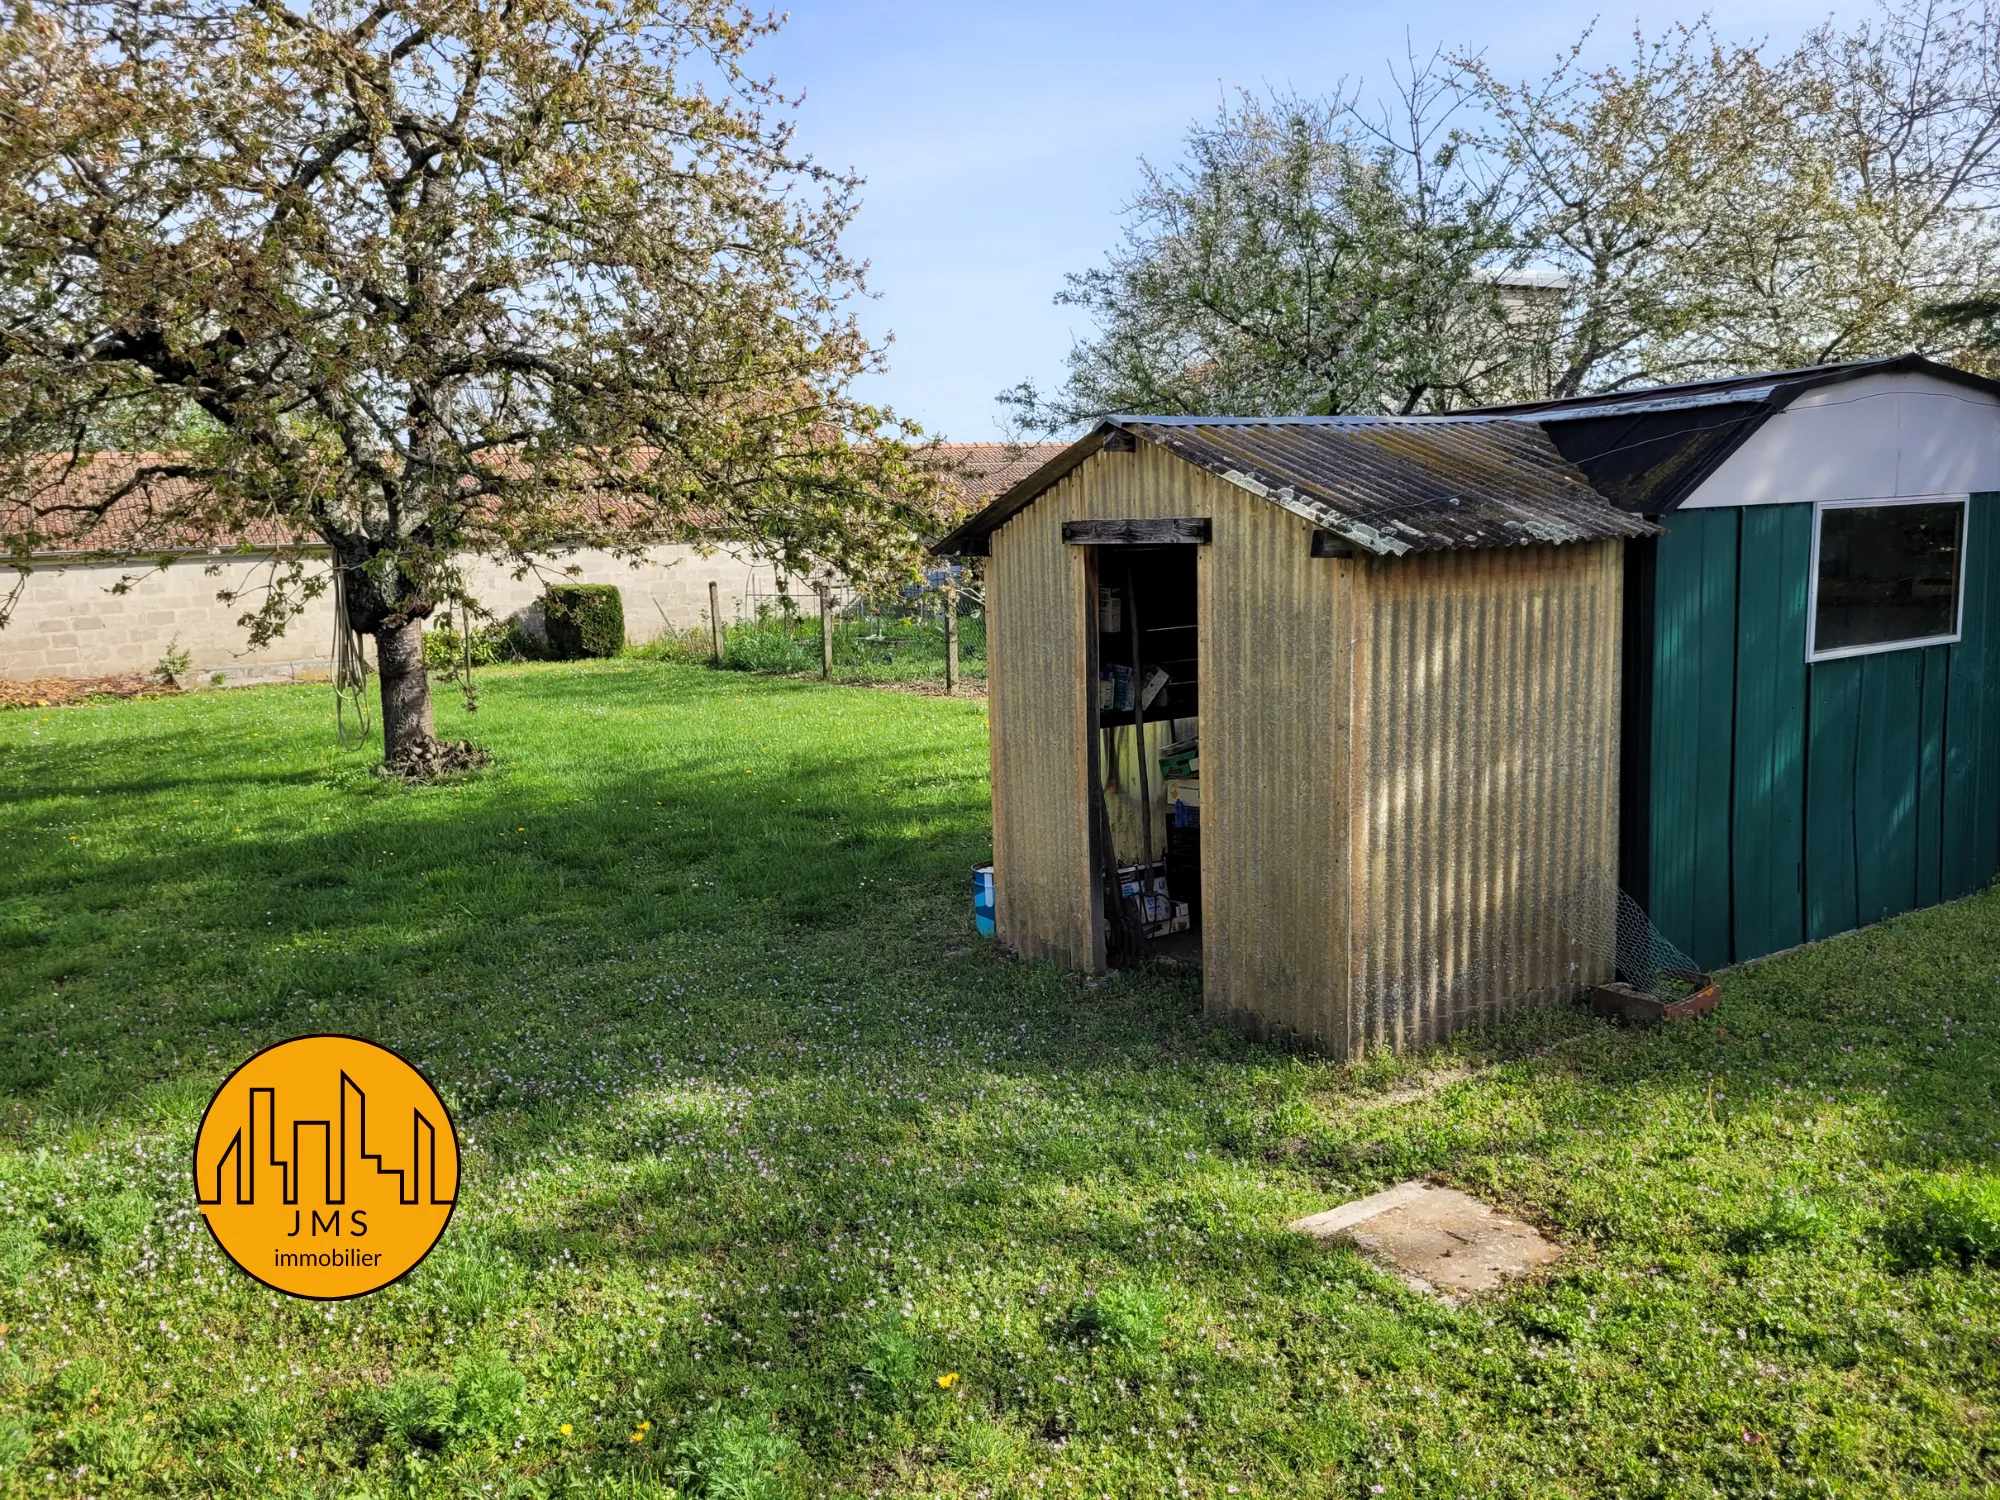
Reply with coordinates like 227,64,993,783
0,443,1060,685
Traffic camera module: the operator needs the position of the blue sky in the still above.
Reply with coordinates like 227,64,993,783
753,0,1845,441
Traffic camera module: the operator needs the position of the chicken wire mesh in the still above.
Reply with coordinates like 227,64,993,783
1555,875,1705,996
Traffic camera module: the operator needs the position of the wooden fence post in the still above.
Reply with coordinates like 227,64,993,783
708,580,723,665
818,583,834,681
944,582,959,694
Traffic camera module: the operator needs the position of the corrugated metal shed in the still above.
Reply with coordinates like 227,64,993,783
966,438,1628,1059
957,357,2000,1052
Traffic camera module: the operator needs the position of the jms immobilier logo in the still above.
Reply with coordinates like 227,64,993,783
192,1035,458,1299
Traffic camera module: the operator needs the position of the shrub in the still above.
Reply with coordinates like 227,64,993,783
543,584,625,659
153,636,191,684
1892,1173,2000,1266
723,615,819,674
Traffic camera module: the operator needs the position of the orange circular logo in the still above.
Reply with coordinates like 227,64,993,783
192,1035,458,1299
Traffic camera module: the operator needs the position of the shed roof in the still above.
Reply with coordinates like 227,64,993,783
934,357,2000,555
1473,353,2000,419
1471,354,2000,515
932,415,1659,558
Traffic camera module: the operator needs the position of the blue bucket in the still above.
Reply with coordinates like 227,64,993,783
973,864,996,937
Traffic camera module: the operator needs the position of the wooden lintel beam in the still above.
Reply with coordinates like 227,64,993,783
1061,517,1211,546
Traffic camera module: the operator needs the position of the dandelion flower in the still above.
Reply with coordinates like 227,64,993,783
559,1423,572,1437
936,1373,959,1389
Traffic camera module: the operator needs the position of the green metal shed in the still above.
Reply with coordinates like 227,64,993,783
1491,356,2000,968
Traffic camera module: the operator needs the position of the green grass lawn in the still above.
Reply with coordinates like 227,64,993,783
1,661,1997,1499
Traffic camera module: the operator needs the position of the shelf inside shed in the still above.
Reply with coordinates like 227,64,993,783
1091,544,1201,966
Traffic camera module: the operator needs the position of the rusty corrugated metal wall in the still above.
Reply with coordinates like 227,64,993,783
1345,541,1622,1053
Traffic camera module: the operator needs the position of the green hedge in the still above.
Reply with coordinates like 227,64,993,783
543,585,625,659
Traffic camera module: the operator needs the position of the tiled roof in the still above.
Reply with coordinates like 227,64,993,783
931,443,1070,506
1,453,314,555
3,443,1060,557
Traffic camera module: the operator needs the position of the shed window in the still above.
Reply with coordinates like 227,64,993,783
1809,498,1966,660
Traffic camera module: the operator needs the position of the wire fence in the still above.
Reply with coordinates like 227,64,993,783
737,565,981,629
711,569,987,685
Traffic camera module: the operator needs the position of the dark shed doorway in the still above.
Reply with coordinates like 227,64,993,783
1085,544,1201,967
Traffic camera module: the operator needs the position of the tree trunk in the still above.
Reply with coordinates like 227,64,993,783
375,616,436,762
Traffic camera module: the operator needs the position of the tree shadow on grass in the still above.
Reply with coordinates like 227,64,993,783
0,665,1214,1116
6,660,1993,1209
10,666,2000,1496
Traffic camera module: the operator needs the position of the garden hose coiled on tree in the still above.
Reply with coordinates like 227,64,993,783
331,568,371,750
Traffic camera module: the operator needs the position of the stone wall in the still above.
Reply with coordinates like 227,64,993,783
1,543,789,683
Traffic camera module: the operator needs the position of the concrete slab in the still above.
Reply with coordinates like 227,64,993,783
1287,1181,1560,1302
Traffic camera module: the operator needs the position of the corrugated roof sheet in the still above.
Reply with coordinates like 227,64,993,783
933,416,1656,557
1127,417,1655,555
